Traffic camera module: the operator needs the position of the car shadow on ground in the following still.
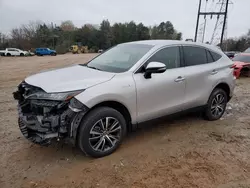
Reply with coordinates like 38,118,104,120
21,111,203,161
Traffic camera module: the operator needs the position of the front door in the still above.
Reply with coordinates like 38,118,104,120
133,46,186,123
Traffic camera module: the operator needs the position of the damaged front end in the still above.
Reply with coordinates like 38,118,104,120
13,82,88,145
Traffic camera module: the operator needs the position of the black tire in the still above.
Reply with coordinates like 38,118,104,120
203,88,228,121
7,53,11,56
77,107,127,158
20,53,24,56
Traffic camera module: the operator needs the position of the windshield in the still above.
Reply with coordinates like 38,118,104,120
233,55,250,63
86,44,153,73
244,48,250,53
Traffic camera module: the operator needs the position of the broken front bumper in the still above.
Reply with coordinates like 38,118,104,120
13,82,88,145
17,105,75,145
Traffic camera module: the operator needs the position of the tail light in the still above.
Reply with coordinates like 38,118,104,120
230,64,237,78
230,64,236,69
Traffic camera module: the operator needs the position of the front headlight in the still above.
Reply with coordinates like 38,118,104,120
26,90,84,101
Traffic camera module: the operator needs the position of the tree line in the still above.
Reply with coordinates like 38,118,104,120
221,30,250,52
0,20,249,53
0,20,182,53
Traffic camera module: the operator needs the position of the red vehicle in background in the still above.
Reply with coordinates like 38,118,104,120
232,53,250,78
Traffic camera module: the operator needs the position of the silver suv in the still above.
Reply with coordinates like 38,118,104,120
13,40,235,157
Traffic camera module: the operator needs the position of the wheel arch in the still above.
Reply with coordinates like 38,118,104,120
72,100,133,146
90,101,132,130
213,82,231,102
240,66,250,77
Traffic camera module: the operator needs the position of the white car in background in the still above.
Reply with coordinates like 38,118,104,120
0,48,28,56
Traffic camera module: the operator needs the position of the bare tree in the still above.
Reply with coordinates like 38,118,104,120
60,20,75,31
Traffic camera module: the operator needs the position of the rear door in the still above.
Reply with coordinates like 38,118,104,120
133,46,186,123
181,45,222,109
45,48,50,55
7,48,15,55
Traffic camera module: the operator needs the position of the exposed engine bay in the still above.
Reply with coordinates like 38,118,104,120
13,82,88,145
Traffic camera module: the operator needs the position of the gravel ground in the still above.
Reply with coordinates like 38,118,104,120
0,54,250,188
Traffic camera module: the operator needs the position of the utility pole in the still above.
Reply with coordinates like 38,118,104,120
220,0,229,46
194,0,202,42
194,0,231,47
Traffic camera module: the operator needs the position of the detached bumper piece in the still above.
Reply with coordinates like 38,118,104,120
13,82,88,145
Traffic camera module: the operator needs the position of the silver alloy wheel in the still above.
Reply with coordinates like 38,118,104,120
89,117,122,152
211,93,225,117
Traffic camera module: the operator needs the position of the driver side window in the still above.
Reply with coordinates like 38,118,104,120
146,46,180,69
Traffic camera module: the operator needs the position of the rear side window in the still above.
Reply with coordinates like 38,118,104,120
210,51,222,61
146,46,180,69
183,46,207,66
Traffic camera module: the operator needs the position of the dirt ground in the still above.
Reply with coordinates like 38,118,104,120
1,54,250,188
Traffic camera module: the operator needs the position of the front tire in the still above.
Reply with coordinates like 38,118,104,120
20,53,24,56
203,88,228,121
78,107,127,158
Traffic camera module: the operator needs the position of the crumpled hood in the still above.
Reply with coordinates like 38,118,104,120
25,65,115,93
233,61,250,67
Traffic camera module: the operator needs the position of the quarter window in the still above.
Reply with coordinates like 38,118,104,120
210,51,222,61
183,46,207,66
206,50,214,63
146,46,180,69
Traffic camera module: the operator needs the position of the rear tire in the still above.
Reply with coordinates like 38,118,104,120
77,107,127,158
203,88,228,121
7,53,11,56
20,53,24,56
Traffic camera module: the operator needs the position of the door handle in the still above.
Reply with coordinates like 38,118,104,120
175,76,185,82
211,70,218,75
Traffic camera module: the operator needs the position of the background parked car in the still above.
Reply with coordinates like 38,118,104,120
225,51,236,59
0,48,28,56
232,53,250,78
224,51,241,59
35,48,57,56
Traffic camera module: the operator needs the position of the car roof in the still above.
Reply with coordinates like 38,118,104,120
122,40,220,51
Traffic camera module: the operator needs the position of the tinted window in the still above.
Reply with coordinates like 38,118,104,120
232,55,250,63
210,51,222,61
86,44,153,73
183,46,207,66
8,49,15,51
206,50,214,63
146,46,180,69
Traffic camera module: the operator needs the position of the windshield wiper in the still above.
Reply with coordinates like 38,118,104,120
86,65,101,71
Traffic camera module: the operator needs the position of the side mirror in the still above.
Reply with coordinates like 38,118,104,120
144,62,167,79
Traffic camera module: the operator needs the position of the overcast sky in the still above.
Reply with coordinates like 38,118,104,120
0,0,249,41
